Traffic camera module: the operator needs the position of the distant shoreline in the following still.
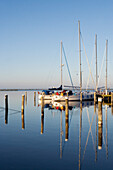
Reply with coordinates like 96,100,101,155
0,88,113,91
0,89,44,91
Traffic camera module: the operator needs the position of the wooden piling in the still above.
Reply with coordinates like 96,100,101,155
34,92,36,106
5,94,8,124
21,95,25,110
21,95,25,129
65,95,69,141
98,97,102,150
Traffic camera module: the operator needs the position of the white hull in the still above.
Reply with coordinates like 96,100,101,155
39,92,94,101
53,93,94,101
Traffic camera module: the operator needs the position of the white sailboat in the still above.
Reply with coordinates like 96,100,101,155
52,21,94,102
39,21,94,101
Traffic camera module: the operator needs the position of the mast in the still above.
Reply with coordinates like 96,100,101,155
61,41,63,87
106,40,108,95
95,34,98,92
78,21,82,93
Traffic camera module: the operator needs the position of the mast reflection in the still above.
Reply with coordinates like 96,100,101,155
60,111,63,159
79,102,82,170
65,98,69,141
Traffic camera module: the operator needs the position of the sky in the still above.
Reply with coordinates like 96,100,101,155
0,0,113,89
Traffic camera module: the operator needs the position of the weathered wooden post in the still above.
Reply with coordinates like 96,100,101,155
41,95,44,134
98,97,102,150
21,95,25,130
5,94,8,124
65,93,69,141
25,91,27,106
34,92,36,106
111,92,113,115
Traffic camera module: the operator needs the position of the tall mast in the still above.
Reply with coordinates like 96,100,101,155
106,40,108,95
95,34,98,92
61,41,63,87
78,21,82,92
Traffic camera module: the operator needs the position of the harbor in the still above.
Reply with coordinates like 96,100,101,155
1,0,113,169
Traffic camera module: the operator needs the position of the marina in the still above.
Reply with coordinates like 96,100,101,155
1,1,113,169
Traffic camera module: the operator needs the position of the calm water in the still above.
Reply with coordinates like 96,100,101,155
0,91,113,170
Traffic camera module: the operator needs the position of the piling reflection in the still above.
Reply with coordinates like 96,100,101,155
41,96,44,134
21,95,25,130
5,95,8,124
5,106,8,124
106,106,108,159
98,99,103,150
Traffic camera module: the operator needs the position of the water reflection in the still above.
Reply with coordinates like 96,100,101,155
5,95,8,124
41,96,44,134
21,95,25,130
1,91,113,170
98,101,103,150
38,99,112,169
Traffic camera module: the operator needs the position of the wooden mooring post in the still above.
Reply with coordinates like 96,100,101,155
98,97,102,150
5,94,8,124
21,95,25,129
65,93,69,141
34,92,36,107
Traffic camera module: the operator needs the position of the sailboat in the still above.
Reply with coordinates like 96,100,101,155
39,21,94,101
52,21,94,102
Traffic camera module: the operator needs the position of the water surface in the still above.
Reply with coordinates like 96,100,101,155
0,91,112,170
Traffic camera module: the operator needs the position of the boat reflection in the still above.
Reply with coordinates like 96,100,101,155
39,100,94,111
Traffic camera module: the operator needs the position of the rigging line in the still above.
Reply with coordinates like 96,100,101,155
81,111,95,164
87,108,95,152
81,33,95,88
0,107,21,112
86,46,95,90
62,44,74,88
0,111,21,119
98,47,106,86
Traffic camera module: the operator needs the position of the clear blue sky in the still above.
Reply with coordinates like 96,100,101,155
0,0,113,89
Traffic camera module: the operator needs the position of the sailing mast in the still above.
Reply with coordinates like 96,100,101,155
106,40,108,95
95,34,98,92
61,41,63,88
78,21,82,93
